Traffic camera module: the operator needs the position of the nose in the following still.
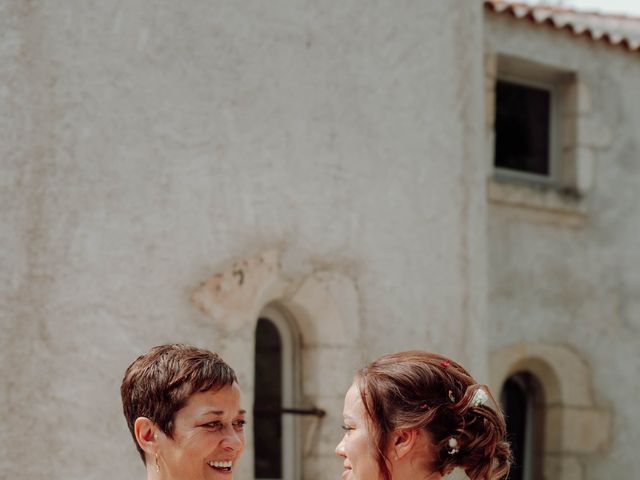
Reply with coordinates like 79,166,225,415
221,427,245,452
335,435,346,458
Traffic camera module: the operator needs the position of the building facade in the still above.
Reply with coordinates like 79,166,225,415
485,3,640,478
0,1,638,479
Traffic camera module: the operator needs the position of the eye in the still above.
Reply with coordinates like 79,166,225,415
202,421,223,430
233,420,247,431
341,424,355,432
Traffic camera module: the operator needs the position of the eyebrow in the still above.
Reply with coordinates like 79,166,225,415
203,409,247,416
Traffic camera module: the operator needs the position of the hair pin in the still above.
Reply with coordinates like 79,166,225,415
440,360,451,367
419,403,429,410
470,388,490,408
447,437,459,455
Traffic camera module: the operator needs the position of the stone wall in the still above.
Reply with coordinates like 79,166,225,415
485,12,640,479
0,2,485,479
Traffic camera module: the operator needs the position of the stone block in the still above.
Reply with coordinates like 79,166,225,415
564,81,592,116
575,147,596,193
545,406,564,452
490,343,593,408
285,271,361,347
562,114,578,150
485,53,498,80
576,115,613,149
564,407,611,454
485,87,496,130
192,250,285,324
546,406,611,454
544,455,583,480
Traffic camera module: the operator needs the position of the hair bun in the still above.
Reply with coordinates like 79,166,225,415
432,385,511,479
450,385,511,480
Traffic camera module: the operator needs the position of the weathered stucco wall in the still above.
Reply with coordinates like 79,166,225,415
0,2,485,479
485,13,640,479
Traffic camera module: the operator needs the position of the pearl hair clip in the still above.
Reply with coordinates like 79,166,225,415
470,388,490,408
447,437,459,455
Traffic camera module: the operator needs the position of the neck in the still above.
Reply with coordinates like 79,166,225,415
146,466,160,480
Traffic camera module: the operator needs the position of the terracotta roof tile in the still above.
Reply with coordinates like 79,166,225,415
484,0,640,52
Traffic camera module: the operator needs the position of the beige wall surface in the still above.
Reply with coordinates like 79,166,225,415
0,2,485,479
485,13,640,479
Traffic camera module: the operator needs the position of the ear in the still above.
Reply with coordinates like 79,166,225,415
391,428,419,460
134,417,161,457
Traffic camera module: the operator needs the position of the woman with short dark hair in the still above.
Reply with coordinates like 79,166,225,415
121,344,246,480
336,351,511,480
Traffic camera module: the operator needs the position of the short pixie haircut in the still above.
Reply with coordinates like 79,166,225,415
356,351,511,480
121,344,238,463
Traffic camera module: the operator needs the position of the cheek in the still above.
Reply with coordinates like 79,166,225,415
357,434,380,477
350,434,370,463
160,438,200,473
177,431,219,458
237,432,247,452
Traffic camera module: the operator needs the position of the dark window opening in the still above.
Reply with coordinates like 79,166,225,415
502,376,527,480
501,372,544,480
254,318,282,479
495,80,551,177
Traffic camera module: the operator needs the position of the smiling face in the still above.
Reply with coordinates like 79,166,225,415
335,383,383,480
156,383,246,480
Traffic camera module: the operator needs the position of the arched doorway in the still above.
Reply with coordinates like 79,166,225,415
501,372,544,480
490,342,610,480
253,306,300,480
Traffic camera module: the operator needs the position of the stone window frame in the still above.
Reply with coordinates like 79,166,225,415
493,70,564,186
191,250,361,480
485,54,606,227
255,304,302,480
489,343,610,480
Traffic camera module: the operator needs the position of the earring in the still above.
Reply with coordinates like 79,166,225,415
155,453,160,473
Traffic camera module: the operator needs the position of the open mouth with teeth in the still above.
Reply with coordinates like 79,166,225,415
208,460,233,473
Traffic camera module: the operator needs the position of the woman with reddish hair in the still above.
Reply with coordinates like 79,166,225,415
336,351,511,480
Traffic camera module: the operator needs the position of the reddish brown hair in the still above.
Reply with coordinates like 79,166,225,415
120,344,237,463
355,351,511,480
